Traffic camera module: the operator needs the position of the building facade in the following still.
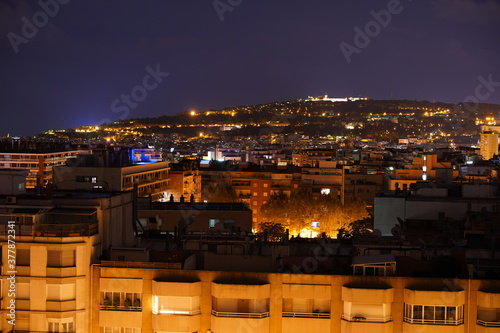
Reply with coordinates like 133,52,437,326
0,149,81,188
92,267,499,333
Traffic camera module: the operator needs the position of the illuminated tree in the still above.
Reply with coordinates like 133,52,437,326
257,221,286,241
201,182,240,203
261,190,369,237
260,190,290,226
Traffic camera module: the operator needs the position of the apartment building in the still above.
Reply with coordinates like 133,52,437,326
53,149,170,200
0,170,135,333
0,149,81,188
200,162,302,227
480,132,499,160
388,153,459,190
168,161,202,202
137,201,252,234
374,181,500,236
92,266,500,333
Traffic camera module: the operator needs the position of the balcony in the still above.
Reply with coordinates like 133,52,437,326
46,300,77,312
46,267,77,277
99,309,142,327
101,261,181,269
282,313,331,333
403,317,464,325
9,331,75,333
477,320,500,327
152,311,201,332
283,311,330,319
342,314,392,323
211,310,270,318
211,310,270,333
14,299,30,311
154,309,200,315
100,305,142,311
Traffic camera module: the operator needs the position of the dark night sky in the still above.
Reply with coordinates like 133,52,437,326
1,0,499,136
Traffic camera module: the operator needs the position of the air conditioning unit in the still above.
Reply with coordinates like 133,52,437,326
6,196,17,204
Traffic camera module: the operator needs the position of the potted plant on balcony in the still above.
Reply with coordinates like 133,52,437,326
113,297,120,309
103,297,111,308
133,298,141,309
124,298,132,310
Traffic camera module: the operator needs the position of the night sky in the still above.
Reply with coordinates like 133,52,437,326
1,0,499,136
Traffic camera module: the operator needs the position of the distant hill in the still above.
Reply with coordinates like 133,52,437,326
44,98,500,142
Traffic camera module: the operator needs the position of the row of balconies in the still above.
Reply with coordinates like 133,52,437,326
9,266,77,277
13,299,78,312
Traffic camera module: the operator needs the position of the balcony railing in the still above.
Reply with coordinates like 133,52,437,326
477,319,500,327
9,331,75,333
403,317,464,325
211,310,270,318
0,223,98,237
283,312,330,319
100,261,181,269
100,305,142,312
153,309,201,315
342,315,392,323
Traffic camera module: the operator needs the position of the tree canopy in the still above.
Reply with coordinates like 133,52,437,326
260,188,369,237
201,182,240,203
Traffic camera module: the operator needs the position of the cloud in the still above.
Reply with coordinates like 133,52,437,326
433,0,500,24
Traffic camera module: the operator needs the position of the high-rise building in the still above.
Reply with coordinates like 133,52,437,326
479,131,499,160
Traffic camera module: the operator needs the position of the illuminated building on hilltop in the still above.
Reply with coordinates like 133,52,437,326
306,94,369,102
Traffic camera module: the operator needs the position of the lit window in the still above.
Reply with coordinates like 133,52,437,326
263,183,268,188
321,188,330,195
311,221,320,228
209,219,220,228
48,318,74,333
103,328,120,333
253,201,258,206
92,177,97,184
101,292,142,310
152,295,200,315
253,192,258,196
263,192,268,197
404,304,463,325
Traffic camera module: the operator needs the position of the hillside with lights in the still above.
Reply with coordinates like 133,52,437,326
41,97,500,143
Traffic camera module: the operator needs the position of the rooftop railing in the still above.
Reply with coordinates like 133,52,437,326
0,223,98,237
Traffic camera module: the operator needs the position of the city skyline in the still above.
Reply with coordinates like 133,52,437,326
1,0,500,136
